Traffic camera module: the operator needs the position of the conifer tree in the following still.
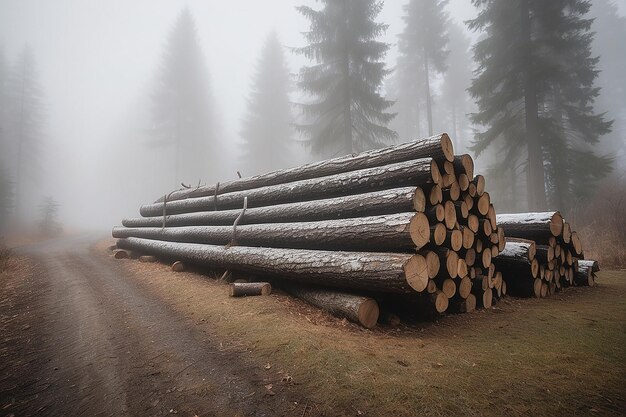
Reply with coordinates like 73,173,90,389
0,47,8,160
398,0,449,136
468,0,611,211
240,31,292,175
295,0,396,156
0,163,11,233
439,22,473,151
7,46,44,216
151,8,214,185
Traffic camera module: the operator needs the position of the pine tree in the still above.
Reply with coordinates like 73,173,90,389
240,31,292,175
398,0,449,136
7,46,44,216
468,0,611,211
439,22,473,152
295,0,396,156
151,8,214,186
38,196,61,236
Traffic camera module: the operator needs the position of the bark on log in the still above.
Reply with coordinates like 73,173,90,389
116,238,429,293
126,187,426,228
155,134,454,203
229,282,272,297
496,212,564,242
283,284,379,328
141,159,439,217
114,213,431,252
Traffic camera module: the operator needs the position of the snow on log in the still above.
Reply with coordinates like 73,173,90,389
155,133,454,203
496,211,564,242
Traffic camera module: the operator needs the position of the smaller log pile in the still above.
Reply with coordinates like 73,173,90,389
495,211,595,297
113,133,510,327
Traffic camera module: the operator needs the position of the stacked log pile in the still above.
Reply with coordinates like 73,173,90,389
495,211,593,297
113,133,511,326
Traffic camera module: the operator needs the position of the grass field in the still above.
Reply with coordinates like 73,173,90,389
124,253,626,417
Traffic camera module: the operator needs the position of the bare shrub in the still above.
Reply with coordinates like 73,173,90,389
569,174,626,269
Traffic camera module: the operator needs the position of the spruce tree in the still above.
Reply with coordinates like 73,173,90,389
240,31,292,175
151,8,214,186
0,162,12,233
398,0,449,136
386,52,425,141
7,46,44,216
0,47,8,160
469,0,611,211
295,0,396,156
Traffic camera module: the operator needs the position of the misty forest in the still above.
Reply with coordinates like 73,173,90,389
1,1,626,416
0,0,624,236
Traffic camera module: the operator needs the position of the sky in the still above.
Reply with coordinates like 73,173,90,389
0,0,623,228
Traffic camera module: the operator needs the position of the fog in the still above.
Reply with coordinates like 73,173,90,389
0,0,624,232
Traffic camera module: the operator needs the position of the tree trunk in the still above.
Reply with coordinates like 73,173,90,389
124,187,425,228
141,159,440,217
282,284,379,329
423,50,434,136
115,237,429,294
520,0,547,211
114,213,431,252
155,134,454,203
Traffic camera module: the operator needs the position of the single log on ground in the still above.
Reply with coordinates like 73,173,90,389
154,134,454,203
229,282,272,297
579,259,599,273
142,159,439,217
576,260,598,286
496,212,564,242
113,249,129,259
116,238,429,293
126,187,426,228
114,212,431,252
139,255,157,263
172,261,185,272
283,284,379,328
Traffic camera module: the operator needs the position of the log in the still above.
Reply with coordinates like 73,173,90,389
472,175,486,196
379,311,401,327
229,282,272,297
139,255,157,263
442,182,461,201
425,204,445,224
421,250,441,279
116,238,429,293
457,276,472,299
434,248,459,279
579,259,599,273
155,134,454,203
434,277,456,298
443,201,457,229
171,261,185,272
114,213,431,253
495,212,564,242
576,260,598,286
283,284,379,328
126,187,426,228
430,223,447,246
457,173,470,192
141,159,440,217
493,241,538,277
113,249,129,259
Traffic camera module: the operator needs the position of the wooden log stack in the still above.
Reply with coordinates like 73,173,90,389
113,133,512,326
495,211,596,297
112,133,599,327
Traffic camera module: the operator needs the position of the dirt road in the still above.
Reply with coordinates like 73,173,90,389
0,235,301,416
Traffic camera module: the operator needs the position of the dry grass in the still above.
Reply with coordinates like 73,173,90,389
118,252,626,417
571,175,626,268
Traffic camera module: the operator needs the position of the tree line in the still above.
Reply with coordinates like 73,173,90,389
1,0,624,233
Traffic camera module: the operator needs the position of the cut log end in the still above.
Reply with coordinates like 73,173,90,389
404,254,429,292
550,211,564,237
113,249,129,259
410,212,431,248
444,201,457,229
433,291,449,313
171,261,185,272
357,299,380,329
441,133,455,162
413,188,426,212
459,276,472,299
441,278,456,298
423,250,441,279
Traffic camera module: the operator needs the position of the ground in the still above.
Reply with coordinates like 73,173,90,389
0,234,624,417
